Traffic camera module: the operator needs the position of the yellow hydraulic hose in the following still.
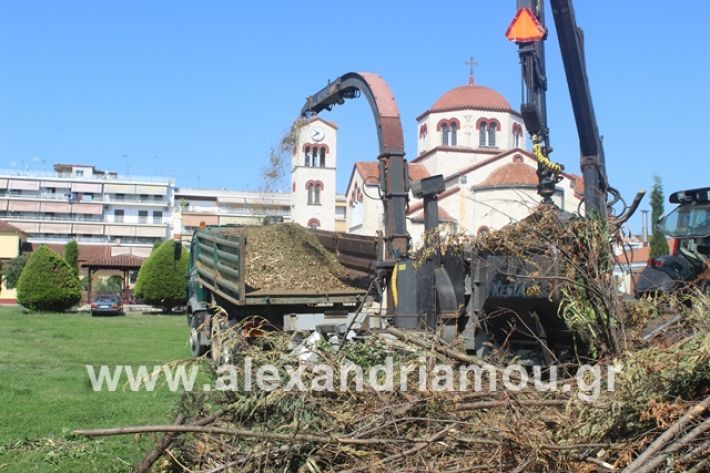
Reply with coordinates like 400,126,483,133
532,134,563,174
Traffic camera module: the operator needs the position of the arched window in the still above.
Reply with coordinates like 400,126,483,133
319,147,326,168
313,185,321,205
514,131,521,148
307,218,320,229
307,184,314,205
312,148,319,167
441,124,449,146
479,121,487,146
305,146,311,167
450,122,458,146
488,122,497,147
477,226,490,237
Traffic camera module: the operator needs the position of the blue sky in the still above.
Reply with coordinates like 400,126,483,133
0,1,708,232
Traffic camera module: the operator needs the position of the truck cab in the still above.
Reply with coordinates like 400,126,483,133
636,187,710,296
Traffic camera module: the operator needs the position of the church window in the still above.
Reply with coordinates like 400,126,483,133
514,131,521,148
313,185,321,205
488,122,497,147
320,147,326,168
307,184,314,205
307,218,320,229
305,146,311,167
479,122,487,146
441,124,449,146
450,122,458,146
312,148,320,167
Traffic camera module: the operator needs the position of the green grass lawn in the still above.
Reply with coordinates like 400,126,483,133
0,307,193,472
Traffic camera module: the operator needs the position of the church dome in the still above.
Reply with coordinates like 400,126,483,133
476,157,537,188
429,84,514,114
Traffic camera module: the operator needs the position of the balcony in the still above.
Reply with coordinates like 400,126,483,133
0,191,170,207
0,168,173,184
180,205,291,217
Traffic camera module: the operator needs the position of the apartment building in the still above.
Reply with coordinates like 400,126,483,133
0,163,173,257
174,187,292,238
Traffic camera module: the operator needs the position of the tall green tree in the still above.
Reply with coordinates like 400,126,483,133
17,246,81,311
649,175,669,258
134,240,188,312
64,240,79,276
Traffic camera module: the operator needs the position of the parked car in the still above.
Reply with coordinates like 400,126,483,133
90,295,124,316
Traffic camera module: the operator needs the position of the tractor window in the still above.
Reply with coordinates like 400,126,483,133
657,203,710,238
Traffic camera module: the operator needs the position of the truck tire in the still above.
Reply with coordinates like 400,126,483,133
189,310,211,357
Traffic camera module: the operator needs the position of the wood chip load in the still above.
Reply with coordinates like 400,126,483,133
218,223,352,292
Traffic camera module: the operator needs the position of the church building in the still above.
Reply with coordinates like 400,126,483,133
344,73,584,244
290,72,584,244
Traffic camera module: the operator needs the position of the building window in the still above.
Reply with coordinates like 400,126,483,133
312,149,320,167
477,226,490,237
138,210,148,223
479,122,487,146
115,193,124,201
313,185,321,205
305,146,311,167
114,209,124,223
307,182,323,205
488,122,497,147
441,124,449,146
76,170,84,177
152,211,162,224
514,131,521,148
319,148,326,168
307,218,320,229
450,122,457,146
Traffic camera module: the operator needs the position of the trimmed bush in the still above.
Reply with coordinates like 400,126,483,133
134,240,188,312
17,246,81,311
64,240,79,276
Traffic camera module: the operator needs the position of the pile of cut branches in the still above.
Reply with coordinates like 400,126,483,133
74,292,709,472
219,223,352,292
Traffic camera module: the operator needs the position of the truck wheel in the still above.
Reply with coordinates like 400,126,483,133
189,311,211,357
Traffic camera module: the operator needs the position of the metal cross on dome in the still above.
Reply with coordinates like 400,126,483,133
465,57,478,85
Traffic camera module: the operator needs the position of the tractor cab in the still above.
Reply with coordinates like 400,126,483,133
636,187,710,297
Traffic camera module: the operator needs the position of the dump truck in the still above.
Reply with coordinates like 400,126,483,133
186,222,378,359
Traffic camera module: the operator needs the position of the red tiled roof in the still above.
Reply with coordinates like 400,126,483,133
354,162,430,183
81,255,145,270
0,221,26,234
418,85,515,119
40,243,112,263
476,160,538,188
617,241,674,265
564,173,585,199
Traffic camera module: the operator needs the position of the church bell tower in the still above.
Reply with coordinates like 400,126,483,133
290,118,337,231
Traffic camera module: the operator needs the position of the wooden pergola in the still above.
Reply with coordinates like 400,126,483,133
81,255,145,303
